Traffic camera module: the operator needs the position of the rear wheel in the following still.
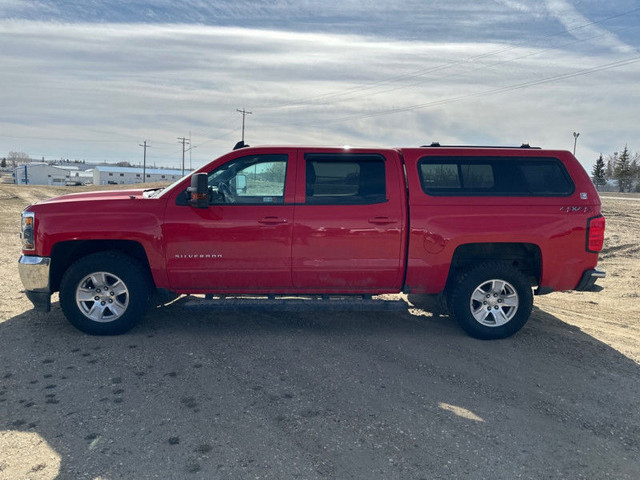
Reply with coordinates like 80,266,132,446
60,251,150,335
449,262,533,339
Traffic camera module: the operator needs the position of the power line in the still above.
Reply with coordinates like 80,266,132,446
255,7,640,112
0,133,140,143
310,54,640,126
190,126,239,149
3,7,639,158
303,23,637,110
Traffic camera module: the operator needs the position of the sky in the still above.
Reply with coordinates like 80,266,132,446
0,0,639,171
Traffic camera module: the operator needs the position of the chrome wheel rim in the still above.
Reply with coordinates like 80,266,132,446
470,279,518,327
75,272,129,323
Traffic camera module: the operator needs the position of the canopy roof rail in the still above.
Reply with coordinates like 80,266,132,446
421,142,541,149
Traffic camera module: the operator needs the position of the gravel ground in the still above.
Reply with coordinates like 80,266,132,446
1,185,639,480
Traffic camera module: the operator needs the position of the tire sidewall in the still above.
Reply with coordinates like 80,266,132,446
450,263,533,340
60,252,149,335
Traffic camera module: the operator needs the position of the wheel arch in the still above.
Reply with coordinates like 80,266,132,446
448,242,541,289
50,240,154,293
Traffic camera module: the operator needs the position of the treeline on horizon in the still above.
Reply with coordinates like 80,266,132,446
591,146,639,193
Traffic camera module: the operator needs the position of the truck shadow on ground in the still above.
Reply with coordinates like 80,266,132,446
1,300,639,479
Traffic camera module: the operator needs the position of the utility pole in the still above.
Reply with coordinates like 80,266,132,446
573,132,580,156
139,140,149,183
178,136,190,176
236,108,252,143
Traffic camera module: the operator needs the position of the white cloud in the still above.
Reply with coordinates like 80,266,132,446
0,20,638,169
543,0,636,53
493,0,541,16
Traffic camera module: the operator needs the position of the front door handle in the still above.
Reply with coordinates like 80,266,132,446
258,216,288,225
368,216,397,225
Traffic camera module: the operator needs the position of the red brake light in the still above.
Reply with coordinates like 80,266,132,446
587,215,605,252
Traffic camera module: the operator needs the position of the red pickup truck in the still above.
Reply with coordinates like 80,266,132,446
19,145,605,339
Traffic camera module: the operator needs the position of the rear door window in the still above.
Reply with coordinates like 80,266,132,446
305,153,386,205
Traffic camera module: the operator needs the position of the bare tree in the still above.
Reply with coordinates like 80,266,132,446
7,151,30,168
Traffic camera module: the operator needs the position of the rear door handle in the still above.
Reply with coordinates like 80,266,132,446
368,216,397,225
258,216,288,225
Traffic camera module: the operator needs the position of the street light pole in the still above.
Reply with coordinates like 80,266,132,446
573,132,580,156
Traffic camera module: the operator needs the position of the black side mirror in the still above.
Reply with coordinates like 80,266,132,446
187,173,209,208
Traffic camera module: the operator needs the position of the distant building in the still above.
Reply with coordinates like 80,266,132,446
66,169,95,185
13,163,187,186
92,166,186,185
13,163,78,185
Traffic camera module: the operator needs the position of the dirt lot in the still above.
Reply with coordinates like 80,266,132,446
1,184,639,479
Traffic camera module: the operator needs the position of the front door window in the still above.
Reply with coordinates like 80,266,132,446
208,155,287,205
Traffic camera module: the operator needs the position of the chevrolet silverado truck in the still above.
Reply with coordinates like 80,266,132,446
18,144,606,339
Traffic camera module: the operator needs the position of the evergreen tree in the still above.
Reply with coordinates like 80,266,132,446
613,145,633,192
591,154,607,189
0,158,6,168
631,154,640,192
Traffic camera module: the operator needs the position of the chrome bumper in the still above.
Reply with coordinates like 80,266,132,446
18,255,51,312
18,255,51,291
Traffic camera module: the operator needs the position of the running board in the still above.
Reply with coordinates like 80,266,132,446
183,295,407,312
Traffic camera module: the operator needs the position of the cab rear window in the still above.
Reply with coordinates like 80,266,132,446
418,156,574,196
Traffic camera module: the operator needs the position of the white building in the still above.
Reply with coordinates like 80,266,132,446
13,163,78,185
66,169,95,185
93,166,186,185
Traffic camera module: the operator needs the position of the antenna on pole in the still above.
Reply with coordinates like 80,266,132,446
138,140,150,183
236,108,252,143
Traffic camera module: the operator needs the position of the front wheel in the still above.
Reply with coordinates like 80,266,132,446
449,262,533,340
59,251,151,335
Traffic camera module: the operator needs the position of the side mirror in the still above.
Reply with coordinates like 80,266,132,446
187,173,209,208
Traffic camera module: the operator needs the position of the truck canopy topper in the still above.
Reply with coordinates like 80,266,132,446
18,144,605,339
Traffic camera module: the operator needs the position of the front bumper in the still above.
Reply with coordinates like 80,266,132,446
575,269,606,291
18,255,51,312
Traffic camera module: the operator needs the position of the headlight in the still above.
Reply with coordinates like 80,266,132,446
21,211,35,251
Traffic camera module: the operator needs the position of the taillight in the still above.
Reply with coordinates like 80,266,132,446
586,215,605,253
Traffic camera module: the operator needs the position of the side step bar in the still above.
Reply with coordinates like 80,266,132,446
184,295,407,312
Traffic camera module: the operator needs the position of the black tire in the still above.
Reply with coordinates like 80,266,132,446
59,251,150,335
449,262,533,340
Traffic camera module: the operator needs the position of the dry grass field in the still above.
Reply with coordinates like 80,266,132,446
0,183,639,479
